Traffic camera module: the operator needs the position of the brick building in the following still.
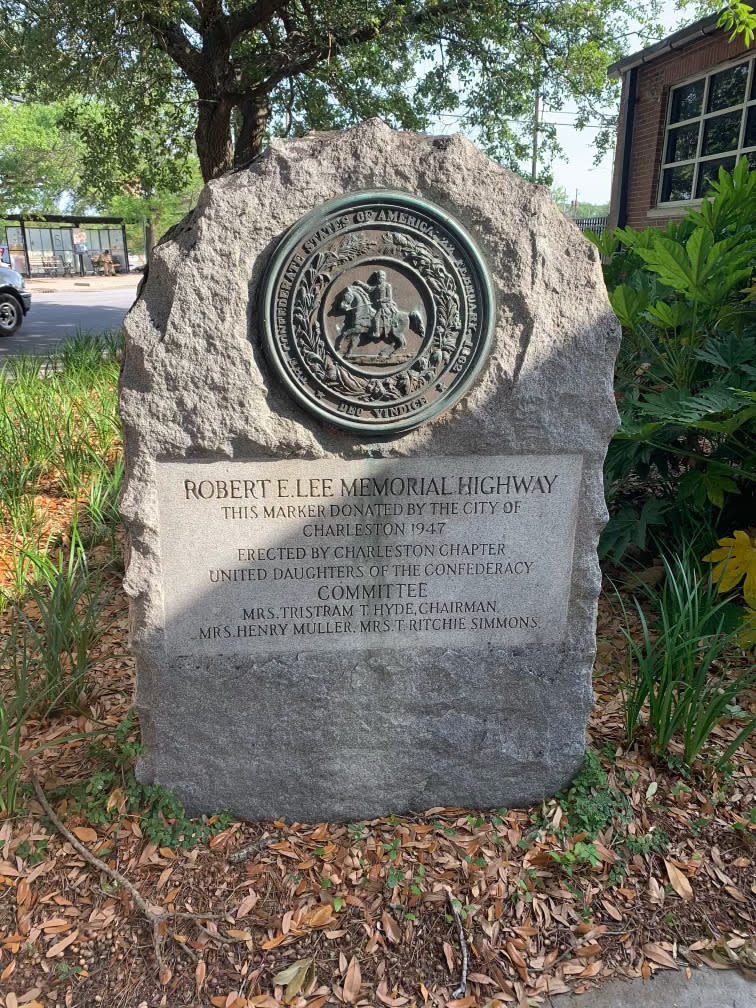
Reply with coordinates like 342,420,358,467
607,13,755,230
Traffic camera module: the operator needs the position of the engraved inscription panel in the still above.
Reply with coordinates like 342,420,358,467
156,455,582,656
261,192,495,433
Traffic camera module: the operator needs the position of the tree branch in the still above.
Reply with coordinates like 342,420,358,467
253,0,476,96
139,12,205,82
228,0,291,41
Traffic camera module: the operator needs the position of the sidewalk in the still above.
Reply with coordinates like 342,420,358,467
25,273,140,295
552,967,753,1007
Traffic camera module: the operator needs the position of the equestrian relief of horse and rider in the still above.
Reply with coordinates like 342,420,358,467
262,191,495,434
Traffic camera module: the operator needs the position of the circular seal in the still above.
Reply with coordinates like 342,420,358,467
261,191,495,434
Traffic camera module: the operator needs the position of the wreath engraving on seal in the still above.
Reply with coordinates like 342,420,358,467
261,191,494,433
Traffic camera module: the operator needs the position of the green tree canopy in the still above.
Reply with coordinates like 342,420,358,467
101,157,204,255
0,101,81,213
3,0,751,185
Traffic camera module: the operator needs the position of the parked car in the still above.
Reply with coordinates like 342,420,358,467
0,264,31,335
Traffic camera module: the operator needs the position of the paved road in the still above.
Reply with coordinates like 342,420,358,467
0,286,137,358
553,967,753,1007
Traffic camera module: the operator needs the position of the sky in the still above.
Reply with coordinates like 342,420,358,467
549,1,700,205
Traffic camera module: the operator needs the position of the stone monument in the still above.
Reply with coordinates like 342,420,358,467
120,120,620,822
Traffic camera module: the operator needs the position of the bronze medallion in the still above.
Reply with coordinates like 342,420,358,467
261,191,495,434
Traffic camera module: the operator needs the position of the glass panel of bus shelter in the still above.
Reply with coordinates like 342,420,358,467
57,228,74,272
6,226,26,272
40,229,53,252
27,228,43,253
86,230,102,252
51,232,73,272
109,229,124,256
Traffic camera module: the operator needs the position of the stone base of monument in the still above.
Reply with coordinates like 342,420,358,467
120,119,619,823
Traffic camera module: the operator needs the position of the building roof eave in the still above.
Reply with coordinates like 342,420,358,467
607,12,721,79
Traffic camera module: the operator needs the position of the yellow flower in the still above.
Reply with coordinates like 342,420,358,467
703,530,756,608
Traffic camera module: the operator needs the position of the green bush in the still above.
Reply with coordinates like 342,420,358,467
587,158,756,563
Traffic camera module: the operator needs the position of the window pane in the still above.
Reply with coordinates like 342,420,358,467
661,163,694,201
670,79,704,122
747,150,756,170
695,156,736,197
744,105,756,147
707,62,748,111
701,110,742,155
666,121,699,162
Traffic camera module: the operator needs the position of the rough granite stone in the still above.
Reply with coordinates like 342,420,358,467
120,119,620,822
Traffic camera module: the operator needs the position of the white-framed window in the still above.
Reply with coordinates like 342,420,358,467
658,55,756,205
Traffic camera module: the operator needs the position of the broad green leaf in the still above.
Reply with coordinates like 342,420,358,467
635,238,693,291
685,227,714,286
646,299,690,330
609,284,648,330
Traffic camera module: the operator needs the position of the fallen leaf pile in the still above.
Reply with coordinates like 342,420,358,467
0,564,754,1006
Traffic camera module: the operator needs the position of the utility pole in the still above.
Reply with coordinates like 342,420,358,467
530,77,540,184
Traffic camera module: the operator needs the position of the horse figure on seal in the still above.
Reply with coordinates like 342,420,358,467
334,270,425,359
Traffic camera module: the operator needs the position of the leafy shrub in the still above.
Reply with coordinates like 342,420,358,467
588,158,756,563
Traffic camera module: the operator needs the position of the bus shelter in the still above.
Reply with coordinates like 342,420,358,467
0,214,130,277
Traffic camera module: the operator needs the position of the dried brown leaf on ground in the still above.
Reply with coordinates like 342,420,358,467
664,859,694,901
343,955,362,1003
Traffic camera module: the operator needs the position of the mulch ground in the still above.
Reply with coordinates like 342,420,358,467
1,543,754,1008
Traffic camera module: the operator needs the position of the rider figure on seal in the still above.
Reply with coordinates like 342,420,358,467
354,270,399,341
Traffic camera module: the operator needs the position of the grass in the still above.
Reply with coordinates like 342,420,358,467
619,543,756,768
0,332,123,812
0,332,121,552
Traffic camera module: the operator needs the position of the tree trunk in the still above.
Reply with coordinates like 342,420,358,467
234,97,271,168
196,95,235,181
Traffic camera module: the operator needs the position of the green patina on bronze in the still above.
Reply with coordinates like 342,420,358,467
260,190,495,435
